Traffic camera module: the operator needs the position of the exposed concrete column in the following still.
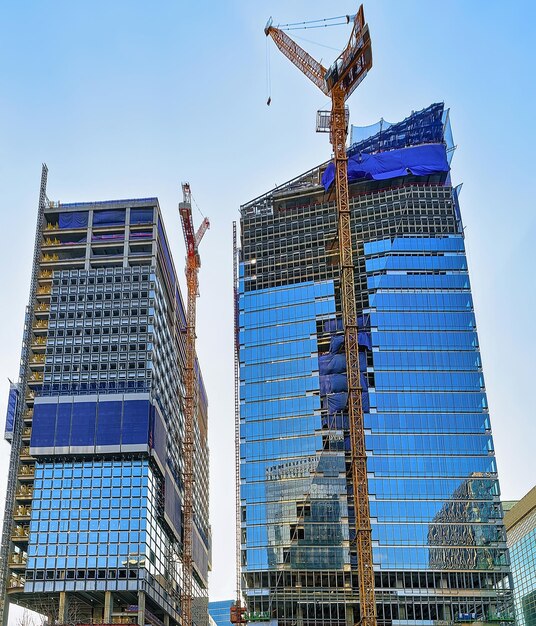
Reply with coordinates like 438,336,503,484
345,605,354,626
104,591,114,623
137,590,146,626
58,591,69,625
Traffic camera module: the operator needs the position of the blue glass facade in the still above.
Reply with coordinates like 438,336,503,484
365,236,507,573
209,600,234,626
27,459,148,578
238,104,513,625
240,281,350,574
505,489,536,626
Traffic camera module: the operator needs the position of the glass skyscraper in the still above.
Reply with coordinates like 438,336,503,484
209,600,233,626
504,487,536,626
0,167,211,626
237,104,513,626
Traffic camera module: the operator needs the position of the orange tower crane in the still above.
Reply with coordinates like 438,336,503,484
265,7,376,626
179,183,209,626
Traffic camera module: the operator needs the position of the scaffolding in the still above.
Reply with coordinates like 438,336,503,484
0,164,48,626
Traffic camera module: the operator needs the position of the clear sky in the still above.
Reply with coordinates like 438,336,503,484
0,0,535,614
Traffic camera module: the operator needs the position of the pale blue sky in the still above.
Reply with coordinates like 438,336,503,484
0,0,534,607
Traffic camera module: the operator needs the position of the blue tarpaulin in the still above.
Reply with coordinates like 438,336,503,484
322,143,449,190
320,373,348,395
319,352,346,376
59,211,88,229
362,391,370,412
130,208,154,225
357,314,371,329
93,209,126,227
358,331,372,351
330,335,345,353
327,392,348,413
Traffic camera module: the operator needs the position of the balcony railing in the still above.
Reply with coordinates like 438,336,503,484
11,525,29,540
13,506,31,518
7,574,25,590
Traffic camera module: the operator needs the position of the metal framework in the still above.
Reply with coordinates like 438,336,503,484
0,165,48,626
230,223,247,625
179,184,209,626
265,8,376,626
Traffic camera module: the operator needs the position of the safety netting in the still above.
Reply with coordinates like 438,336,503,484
349,102,446,154
322,143,449,190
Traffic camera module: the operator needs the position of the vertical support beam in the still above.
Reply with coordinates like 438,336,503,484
58,591,69,625
85,208,93,271
330,87,376,626
138,590,146,626
123,207,131,268
296,604,304,626
104,591,114,623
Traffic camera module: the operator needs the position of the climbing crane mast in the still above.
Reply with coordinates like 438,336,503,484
179,183,209,626
265,7,376,626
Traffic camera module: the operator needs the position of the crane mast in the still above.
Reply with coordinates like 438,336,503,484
179,183,209,626
265,7,376,626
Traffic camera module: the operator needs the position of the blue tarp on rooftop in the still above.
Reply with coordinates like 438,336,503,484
322,143,449,191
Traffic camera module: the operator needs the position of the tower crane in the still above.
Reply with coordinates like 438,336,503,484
265,7,376,626
179,183,209,626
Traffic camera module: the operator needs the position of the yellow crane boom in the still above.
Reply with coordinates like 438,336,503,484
179,183,209,626
265,7,376,626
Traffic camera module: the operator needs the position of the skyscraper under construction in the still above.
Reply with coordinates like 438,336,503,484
0,167,211,626
237,104,514,626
